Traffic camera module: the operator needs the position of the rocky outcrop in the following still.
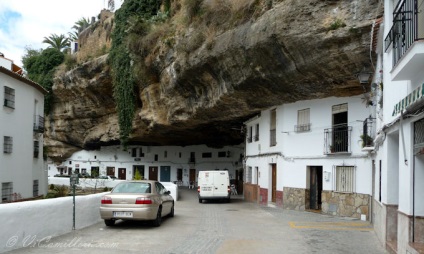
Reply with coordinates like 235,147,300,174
45,0,382,161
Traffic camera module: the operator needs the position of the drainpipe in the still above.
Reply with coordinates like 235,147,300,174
412,154,415,242
400,112,408,165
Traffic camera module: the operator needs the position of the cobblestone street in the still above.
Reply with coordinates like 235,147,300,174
7,188,387,254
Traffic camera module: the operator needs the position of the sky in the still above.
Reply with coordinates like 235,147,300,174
0,0,122,67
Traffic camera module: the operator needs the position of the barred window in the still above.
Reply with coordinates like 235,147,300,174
2,182,13,202
33,180,39,197
34,140,39,158
3,136,12,154
295,108,311,132
4,86,15,109
270,109,277,146
254,124,259,141
334,166,355,193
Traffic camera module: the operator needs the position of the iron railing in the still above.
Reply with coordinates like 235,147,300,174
33,115,44,133
324,125,352,154
384,0,424,67
247,136,252,143
294,123,311,132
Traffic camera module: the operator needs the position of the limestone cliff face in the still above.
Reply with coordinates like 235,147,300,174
45,0,382,161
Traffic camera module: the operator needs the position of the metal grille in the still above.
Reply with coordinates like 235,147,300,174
246,167,252,183
33,180,39,197
334,166,355,193
2,182,13,202
4,86,15,109
3,136,12,154
414,118,424,154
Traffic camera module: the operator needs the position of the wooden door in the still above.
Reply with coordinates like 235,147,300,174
149,166,158,181
118,168,126,180
189,169,196,185
271,164,277,202
177,168,183,181
106,167,115,177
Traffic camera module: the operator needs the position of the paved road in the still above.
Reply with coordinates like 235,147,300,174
7,188,386,254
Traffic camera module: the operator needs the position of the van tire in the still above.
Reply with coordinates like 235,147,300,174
199,199,202,203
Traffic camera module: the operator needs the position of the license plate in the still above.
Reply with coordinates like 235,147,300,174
113,211,133,218
202,187,212,191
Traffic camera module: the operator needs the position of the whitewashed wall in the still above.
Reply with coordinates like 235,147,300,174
48,144,244,185
0,193,105,253
0,70,47,200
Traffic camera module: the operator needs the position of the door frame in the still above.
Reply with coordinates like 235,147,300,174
271,164,277,203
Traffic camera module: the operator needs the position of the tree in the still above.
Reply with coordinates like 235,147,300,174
72,17,91,33
42,34,70,52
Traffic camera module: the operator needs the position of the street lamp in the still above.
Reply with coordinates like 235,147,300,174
357,69,372,84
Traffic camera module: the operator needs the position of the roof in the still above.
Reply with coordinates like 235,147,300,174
0,66,48,95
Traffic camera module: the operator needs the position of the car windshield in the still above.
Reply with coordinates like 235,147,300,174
112,182,151,194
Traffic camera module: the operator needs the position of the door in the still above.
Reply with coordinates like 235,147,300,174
149,166,158,181
271,164,277,203
309,166,323,210
91,167,99,178
189,169,196,186
106,167,115,177
118,168,126,180
160,166,171,182
177,168,183,181
332,104,348,152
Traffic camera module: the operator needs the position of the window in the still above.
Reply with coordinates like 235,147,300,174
202,152,212,158
33,180,39,197
154,154,158,161
255,167,259,184
164,151,167,158
218,151,226,158
270,109,277,146
2,182,13,202
3,136,12,154
246,166,252,183
247,126,253,143
33,140,39,158
189,152,195,163
254,124,259,141
131,148,137,157
334,166,355,193
295,108,311,132
139,148,144,157
4,86,15,109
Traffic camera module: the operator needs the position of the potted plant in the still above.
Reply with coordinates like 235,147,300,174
360,134,373,148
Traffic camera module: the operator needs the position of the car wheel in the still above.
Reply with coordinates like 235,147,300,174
104,219,115,226
169,203,174,217
153,207,162,227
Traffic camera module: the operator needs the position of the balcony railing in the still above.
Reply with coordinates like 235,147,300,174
324,125,352,154
294,123,311,132
254,135,259,141
384,0,424,67
33,115,44,133
247,136,252,143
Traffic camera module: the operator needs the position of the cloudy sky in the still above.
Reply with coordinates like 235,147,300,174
0,0,122,67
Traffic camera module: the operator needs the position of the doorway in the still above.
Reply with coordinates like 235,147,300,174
189,169,196,186
118,168,126,180
160,166,171,182
133,165,145,179
106,167,115,177
309,166,323,210
149,166,158,181
271,164,277,203
332,104,348,152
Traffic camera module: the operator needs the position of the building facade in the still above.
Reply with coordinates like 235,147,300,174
372,0,424,253
0,55,48,202
48,144,244,190
243,95,375,219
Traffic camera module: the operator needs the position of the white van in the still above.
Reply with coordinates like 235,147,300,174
197,170,230,203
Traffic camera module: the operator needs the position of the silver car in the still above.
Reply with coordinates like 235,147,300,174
99,180,174,227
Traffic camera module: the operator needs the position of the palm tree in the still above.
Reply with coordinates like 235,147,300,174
68,31,78,42
72,17,91,33
42,34,70,52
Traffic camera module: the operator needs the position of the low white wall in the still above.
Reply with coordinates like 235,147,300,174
0,192,106,253
48,177,124,189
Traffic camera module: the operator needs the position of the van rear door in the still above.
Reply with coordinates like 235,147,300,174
213,171,229,197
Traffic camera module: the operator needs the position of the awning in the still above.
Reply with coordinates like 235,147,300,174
392,83,424,116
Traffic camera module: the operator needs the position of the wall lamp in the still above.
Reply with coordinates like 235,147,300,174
357,68,372,84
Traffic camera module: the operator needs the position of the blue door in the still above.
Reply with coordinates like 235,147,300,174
160,166,171,182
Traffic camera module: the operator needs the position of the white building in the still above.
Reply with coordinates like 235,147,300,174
372,1,424,253
48,144,244,189
244,95,375,219
0,54,48,202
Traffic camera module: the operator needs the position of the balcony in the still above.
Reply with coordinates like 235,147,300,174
254,135,259,142
33,115,44,133
294,123,311,133
385,0,424,79
247,136,252,143
324,125,352,154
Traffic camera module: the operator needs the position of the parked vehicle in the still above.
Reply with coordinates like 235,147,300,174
99,180,174,227
197,170,230,203
97,175,117,180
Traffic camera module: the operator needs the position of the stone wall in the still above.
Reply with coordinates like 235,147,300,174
283,187,307,211
77,9,114,63
276,190,283,207
244,183,259,203
321,191,370,219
